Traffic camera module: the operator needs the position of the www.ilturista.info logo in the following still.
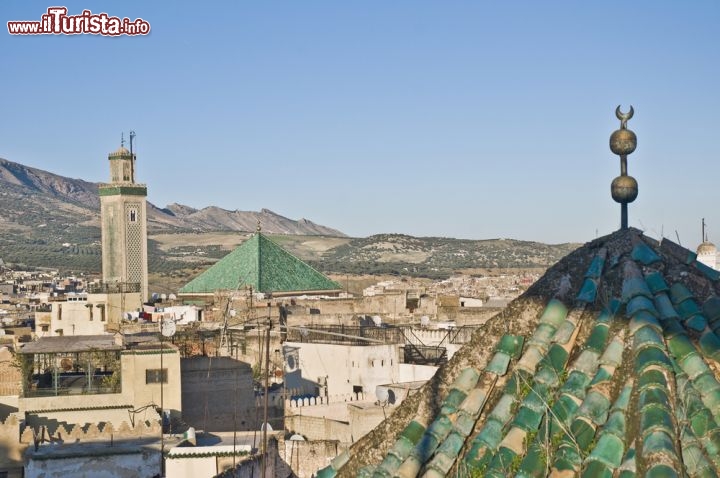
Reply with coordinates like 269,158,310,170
7,7,150,36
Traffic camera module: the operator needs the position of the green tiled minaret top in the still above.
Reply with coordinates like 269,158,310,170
179,232,341,295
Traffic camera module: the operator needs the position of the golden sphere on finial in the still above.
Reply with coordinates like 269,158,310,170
611,175,638,203
610,105,637,156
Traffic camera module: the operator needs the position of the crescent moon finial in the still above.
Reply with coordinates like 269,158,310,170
615,105,634,128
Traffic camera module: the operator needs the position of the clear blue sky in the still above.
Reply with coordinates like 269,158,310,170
2,1,719,245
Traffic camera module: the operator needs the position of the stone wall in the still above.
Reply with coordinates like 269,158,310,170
180,356,256,431
285,415,351,443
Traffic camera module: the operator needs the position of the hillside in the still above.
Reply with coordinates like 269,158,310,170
0,158,579,278
0,157,344,271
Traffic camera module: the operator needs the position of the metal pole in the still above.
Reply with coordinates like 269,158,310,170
160,333,164,478
261,305,271,478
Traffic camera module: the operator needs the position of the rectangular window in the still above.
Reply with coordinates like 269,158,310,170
146,369,168,384
41,325,49,332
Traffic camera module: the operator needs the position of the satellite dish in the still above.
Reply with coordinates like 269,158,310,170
420,316,430,327
260,423,273,432
160,319,176,337
289,434,305,441
229,309,237,317
151,293,159,301
168,294,177,301
375,386,389,403
372,316,382,327
160,294,167,301
299,327,308,337
60,357,73,371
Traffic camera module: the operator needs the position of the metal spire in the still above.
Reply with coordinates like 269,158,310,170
609,105,638,230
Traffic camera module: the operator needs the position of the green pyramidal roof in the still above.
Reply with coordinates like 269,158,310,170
179,233,341,295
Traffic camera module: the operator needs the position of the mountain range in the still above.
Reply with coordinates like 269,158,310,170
0,157,345,236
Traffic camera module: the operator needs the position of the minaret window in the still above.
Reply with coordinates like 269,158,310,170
129,209,138,222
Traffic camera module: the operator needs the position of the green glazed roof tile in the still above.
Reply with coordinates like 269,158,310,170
679,352,710,380
551,394,581,432
415,433,440,462
641,430,676,457
677,298,701,319
631,241,662,265
497,335,525,359
684,314,708,332
627,295,657,317
602,410,626,438
486,351,511,376
581,460,613,478
539,299,569,327
667,334,697,362
585,251,607,279
699,331,720,361
572,350,601,375
517,441,547,478
654,294,680,320
485,446,518,475
452,368,480,392
534,364,560,387
585,323,610,353
570,417,597,451
638,369,668,390
400,420,426,444
436,431,465,457
622,276,653,302
628,311,661,335
315,465,336,478
427,415,454,442
638,387,671,410
599,336,625,366
455,411,477,437
645,271,669,293
669,282,694,305
553,319,577,344
459,388,488,417
612,381,634,411
634,347,673,374
589,365,613,387
577,390,611,426
529,323,558,349
388,436,414,461
693,372,720,396
545,343,569,373
560,370,591,398
576,278,598,303
180,233,341,294
376,453,401,475
512,405,544,432
632,326,664,351
702,296,720,322
640,404,675,437
586,432,624,467
645,464,679,478
475,418,505,449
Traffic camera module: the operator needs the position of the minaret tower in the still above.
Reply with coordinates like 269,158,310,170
697,218,718,270
99,132,149,302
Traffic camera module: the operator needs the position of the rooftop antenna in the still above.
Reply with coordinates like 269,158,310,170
609,105,638,230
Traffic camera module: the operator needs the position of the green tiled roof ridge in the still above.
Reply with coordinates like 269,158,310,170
179,233,341,294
